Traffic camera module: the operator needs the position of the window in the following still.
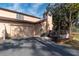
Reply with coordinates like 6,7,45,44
16,14,24,20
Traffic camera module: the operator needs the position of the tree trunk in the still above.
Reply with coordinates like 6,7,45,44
69,11,72,39
58,20,60,35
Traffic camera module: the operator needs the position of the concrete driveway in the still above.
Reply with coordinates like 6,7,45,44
0,37,79,56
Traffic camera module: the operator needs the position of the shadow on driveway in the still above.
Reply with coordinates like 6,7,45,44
0,37,76,56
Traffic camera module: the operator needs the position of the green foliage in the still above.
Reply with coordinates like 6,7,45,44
47,3,79,34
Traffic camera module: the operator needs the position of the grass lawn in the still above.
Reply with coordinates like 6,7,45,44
65,40,79,50
65,33,79,50
73,34,79,41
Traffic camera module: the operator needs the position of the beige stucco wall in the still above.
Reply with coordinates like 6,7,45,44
0,23,5,38
0,22,11,39
0,9,53,39
24,15,40,22
47,14,53,31
10,23,35,38
34,20,49,36
0,10,44,39
0,10,40,22
41,21,47,33
34,24,42,36
0,18,53,40
0,20,36,39
0,10,16,19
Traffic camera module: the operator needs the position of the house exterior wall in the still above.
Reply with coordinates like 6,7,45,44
41,21,47,33
0,19,50,39
47,14,53,30
43,11,53,31
24,15,40,22
0,9,53,40
0,23,5,39
34,23,43,36
0,20,35,39
33,21,49,36
0,10,16,19
10,23,35,38
0,9,40,22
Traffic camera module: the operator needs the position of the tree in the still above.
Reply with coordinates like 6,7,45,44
47,3,79,39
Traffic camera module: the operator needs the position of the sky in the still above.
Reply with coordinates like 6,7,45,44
0,3,48,18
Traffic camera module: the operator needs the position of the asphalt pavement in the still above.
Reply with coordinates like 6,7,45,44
0,37,78,56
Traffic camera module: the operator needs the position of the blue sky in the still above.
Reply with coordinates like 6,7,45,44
0,3,48,18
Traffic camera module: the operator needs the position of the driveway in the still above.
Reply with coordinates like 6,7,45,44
0,37,79,56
